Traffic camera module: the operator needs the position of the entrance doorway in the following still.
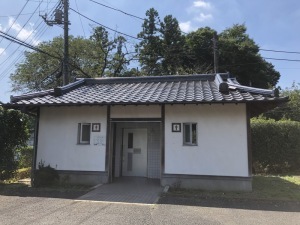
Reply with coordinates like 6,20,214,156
122,128,148,177
110,121,161,181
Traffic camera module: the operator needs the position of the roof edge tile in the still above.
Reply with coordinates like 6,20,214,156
11,89,54,103
81,73,229,85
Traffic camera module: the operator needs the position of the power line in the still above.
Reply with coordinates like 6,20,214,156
88,0,145,22
260,48,300,55
0,12,45,18
264,57,300,62
70,2,300,65
0,1,42,58
87,0,188,35
70,7,142,40
0,21,45,67
0,1,61,81
0,31,61,60
0,0,29,45
0,23,49,81
74,0,86,37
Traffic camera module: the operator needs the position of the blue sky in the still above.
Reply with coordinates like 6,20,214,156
0,0,300,102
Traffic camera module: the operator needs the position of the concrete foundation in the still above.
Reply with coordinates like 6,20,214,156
57,170,108,186
161,174,252,192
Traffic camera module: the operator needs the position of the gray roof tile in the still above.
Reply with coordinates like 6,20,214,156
8,73,287,106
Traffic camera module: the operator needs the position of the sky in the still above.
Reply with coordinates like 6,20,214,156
0,0,300,103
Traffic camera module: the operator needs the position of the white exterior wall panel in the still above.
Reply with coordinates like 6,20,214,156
37,106,107,171
165,104,248,177
111,105,161,118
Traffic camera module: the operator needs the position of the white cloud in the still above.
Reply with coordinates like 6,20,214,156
193,0,211,9
194,13,213,22
179,21,196,33
0,48,6,56
181,0,214,31
8,17,39,45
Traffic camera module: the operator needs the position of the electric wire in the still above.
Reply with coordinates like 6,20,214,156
74,0,86,37
0,1,43,58
69,7,142,40
2,0,300,87
0,1,61,81
0,24,49,81
87,0,188,34
0,32,61,60
0,0,29,45
260,48,300,54
263,57,300,62
0,12,45,18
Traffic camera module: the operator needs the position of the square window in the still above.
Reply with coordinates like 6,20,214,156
183,123,197,146
78,123,91,144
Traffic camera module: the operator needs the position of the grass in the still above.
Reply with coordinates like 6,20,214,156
168,175,300,202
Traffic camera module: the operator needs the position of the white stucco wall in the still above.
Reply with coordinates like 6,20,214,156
111,105,161,118
36,106,107,171
165,104,249,177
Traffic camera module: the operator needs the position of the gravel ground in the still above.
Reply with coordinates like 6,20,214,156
0,191,300,225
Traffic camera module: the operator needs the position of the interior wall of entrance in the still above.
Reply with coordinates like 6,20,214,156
113,122,161,179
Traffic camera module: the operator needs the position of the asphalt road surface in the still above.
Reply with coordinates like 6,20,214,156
0,195,300,225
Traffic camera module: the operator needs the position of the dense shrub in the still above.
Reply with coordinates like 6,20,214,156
17,146,33,168
34,161,59,187
251,118,300,174
15,167,31,180
0,107,30,180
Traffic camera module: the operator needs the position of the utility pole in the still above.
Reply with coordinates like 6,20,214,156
41,0,70,85
63,0,69,85
212,32,218,74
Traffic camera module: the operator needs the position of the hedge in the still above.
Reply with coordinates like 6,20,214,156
251,118,300,174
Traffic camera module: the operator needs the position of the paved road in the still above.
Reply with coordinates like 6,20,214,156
0,195,300,225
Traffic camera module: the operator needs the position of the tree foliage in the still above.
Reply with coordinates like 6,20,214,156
218,24,280,88
10,28,134,93
137,8,163,75
137,11,280,87
184,27,216,73
10,8,281,93
159,15,186,75
0,107,30,180
264,83,300,121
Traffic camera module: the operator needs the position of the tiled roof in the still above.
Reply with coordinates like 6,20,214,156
8,73,287,106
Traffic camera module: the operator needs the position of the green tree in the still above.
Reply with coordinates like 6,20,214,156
184,24,280,88
11,36,95,92
184,27,216,73
108,36,133,77
137,8,163,75
0,107,29,180
218,24,280,88
160,15,186,75
10,27,134,93
264,83,300,121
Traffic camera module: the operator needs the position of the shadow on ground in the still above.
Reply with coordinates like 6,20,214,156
1,176,300,213
158,195,300,212
0,183,89,199
158,176,300,213
77,177,163,204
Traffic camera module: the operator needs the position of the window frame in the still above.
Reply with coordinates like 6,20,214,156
78,123,91,145
183,122,198,146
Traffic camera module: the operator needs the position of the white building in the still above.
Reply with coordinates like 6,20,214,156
5,73,287,191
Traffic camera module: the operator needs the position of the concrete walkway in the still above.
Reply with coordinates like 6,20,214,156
77,177,163,204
